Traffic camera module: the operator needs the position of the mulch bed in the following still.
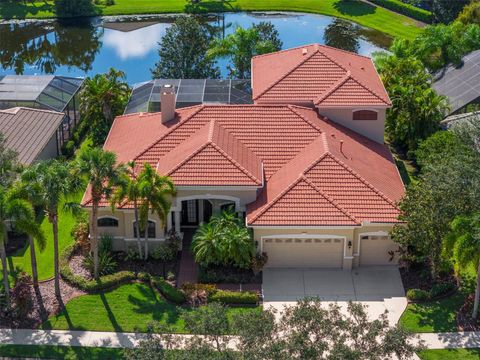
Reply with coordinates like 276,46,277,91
399,264,455,292
69,253,92,280
457,294,480,331
114,252,179,278
0,279,85,329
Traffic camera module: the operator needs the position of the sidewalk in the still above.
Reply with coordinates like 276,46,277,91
1,328,480,351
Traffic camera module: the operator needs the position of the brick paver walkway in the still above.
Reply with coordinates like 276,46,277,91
177,229,198,286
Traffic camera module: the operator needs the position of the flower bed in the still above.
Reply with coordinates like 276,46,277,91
198,265,261,284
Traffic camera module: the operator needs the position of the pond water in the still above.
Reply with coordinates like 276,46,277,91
0,12,391,84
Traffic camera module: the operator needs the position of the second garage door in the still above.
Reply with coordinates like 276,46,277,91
263,237,344,268
360,235,399,266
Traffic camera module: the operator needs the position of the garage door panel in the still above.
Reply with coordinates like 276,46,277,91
263,238,343,268
360,236,398,266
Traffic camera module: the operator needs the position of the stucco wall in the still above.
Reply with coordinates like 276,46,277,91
36,132,59,162
318,107,386,144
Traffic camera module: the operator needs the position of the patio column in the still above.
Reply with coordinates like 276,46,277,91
166,212,172,232
198,199,204,224
174,211,181,234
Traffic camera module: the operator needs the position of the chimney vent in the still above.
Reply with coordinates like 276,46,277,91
302,48,308,55
161,84,176,123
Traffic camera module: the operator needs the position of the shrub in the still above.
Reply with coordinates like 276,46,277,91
368,0,432,23
105,0,115,6
406,288,430,301
251,252,268,275
167,271,175,282
124,246,141,261
151,243,176,263
152,277,186,304
11,272,33,318
182,283,216,306
209,290,258,305
60,245,136,292
71,219,90,251
198,266,256,284
99,233,114,254
430,282,456,298
83,251,117,276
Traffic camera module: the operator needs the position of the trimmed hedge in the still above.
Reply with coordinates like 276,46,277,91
60,245,138,292
152,277,186,304
209,290,259,304
369,0,432,23
406,288,430,302
406,282,456,302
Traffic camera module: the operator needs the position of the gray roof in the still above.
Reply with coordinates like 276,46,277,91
433,50,480,115
0,107,65,165
124,79,252,114
441,111,480,129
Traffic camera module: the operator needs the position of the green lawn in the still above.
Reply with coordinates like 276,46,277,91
418,348,480,360
42,282,259,333
0,0,422,40
0,345,124,360
5,191,84,282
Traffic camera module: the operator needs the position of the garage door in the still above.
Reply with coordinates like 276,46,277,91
360,235,399,266
263,237,343,268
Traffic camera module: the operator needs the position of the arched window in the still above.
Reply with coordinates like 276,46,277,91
97,217,118,227
133,221,156,238
353,110,378,121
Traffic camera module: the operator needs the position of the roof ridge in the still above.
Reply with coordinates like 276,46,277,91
209,142,262,185
314,72,351,105
133,105,205,162
324,153,398,208
287,105,324,133
165,141,210,176
253,48,321,101
251,43,318,60
0,107,64,116
301,176,359,224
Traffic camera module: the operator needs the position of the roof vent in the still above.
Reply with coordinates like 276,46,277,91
302,48,308,55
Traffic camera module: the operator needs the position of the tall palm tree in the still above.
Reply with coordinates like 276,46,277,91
21,160,80,298
137,163,175,259
112,161,143,258
75,147,125,279
444,213,480,319
0,187,45,305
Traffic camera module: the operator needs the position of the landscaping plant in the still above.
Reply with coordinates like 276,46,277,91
11,272,33,318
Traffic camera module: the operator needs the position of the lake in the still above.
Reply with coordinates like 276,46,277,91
0,12,391,84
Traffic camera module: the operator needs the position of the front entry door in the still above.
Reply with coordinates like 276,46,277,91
181,200,198,226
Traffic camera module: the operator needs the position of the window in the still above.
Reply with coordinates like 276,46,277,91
353,110,378,121
133,221,156,238
97,217,118,227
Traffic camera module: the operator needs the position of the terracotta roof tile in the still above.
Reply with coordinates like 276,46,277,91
252,44,391,106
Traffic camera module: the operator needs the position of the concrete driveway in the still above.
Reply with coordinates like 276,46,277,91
262,266,407,324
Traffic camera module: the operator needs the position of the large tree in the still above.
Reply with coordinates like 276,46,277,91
136,163,175,259
54,0,94,18
208,22,282,79
20,160,80,298
429,0,470,24
79,68,130,146
324,18,360,53
74,147,125,278
151,16,220,79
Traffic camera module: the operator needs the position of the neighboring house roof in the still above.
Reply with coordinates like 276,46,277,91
433,50,480,115
251,44,391,107
441,111,480,129
87,104,404,224
0,107,64,165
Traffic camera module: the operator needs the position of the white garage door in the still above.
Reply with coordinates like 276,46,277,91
263,237,344,268
360,235,399,266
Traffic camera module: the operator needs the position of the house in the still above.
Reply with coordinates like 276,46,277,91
82,44,404,270
0,107,68,164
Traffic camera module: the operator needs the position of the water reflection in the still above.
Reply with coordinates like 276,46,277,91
0,19,101,75
0,13,391,83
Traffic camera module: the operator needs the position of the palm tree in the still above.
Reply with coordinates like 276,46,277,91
0,187,46,305
137,163,175,259
21,160,80,297
75,147,125,279
192,221,223,267
112,161,143,258
444,213,480,319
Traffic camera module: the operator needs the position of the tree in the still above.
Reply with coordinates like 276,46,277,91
0,133,20,188
136,163,175,259
208,22,282,79
151,17,220,79
79,68,130,146
444,213,480,318
20,160,80,298
429,0,470,24
324,19,360,53
74,147,125,279
374,52,449,155
112,161,143,258
192,210,254,269
457,1,480,24
415,130,461,168
54,0,94,18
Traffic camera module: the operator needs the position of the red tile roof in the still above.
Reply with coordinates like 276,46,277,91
252,44,391,107
98,104,403,225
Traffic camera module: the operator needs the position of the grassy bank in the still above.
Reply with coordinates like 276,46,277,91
0,345,124,360
418,348,480,360
0,0,423,40
42,282,259,333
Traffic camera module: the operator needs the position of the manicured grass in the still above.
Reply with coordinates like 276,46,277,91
418,348,480,360
0,345,124,360
0,0,423,40
42,282,259,333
